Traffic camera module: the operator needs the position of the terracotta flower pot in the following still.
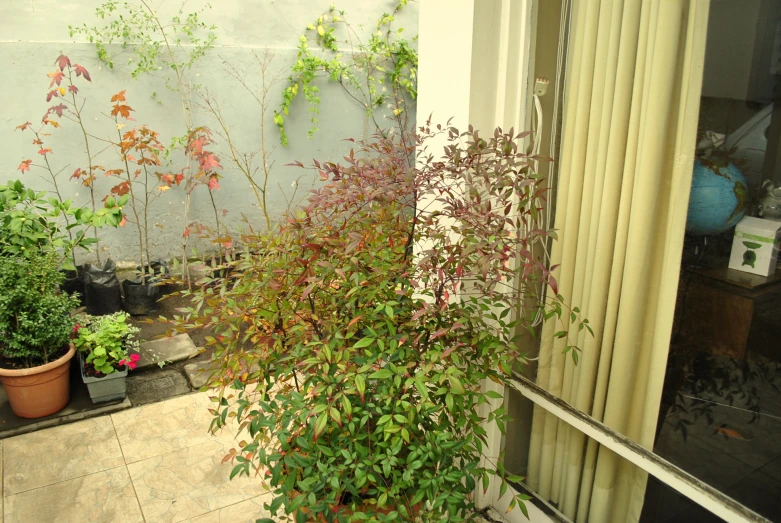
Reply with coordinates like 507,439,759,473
0,344,75,419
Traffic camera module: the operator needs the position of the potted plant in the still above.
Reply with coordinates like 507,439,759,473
0,180,123,419
180,124,587,522
0,252,80,418
73,312,140,403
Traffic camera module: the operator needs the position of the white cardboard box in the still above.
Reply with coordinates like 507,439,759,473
728,216,781,276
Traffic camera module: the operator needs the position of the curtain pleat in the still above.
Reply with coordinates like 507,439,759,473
526,1,710,522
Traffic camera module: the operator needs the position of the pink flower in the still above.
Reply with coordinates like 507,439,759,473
119,354,140,370
72,324,80,333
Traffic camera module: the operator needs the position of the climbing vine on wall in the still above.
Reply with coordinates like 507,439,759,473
275,1,418,146
68,0,216,83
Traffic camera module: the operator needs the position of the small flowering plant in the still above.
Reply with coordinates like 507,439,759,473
73,312,140,376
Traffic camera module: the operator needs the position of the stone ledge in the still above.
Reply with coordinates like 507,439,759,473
184,361,215,390
134,333,199,370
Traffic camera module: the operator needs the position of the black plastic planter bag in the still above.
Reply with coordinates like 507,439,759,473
148,259,173,295
122,278,160,316
83,260,122,315
61,265,86,305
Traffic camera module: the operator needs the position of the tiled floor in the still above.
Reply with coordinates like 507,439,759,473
650,360,781,522
0,392,272,523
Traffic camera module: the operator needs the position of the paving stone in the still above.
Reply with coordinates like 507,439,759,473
184,361,215,390
126,370,191,406
135,333,199,370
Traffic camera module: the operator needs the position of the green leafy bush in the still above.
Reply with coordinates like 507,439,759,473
0,253,79,367
74,312,141,376
0,180,124,269
178,123,586,522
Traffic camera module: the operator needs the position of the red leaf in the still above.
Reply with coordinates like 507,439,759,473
110,90,126,102
71,168,82,179
548,274,558,295
430,328,449,340
182,227,191,238
174,173,185,185
47,70,65,87
200,153,221,171
68,85,79,94
55,54,71,71
110,180,132,197
207,175,220,191
119,216,127,227
38,148,52,155
17,160,32,173
74,64,91,82
46,90,59,102
15,121,31,131
49,104,67,117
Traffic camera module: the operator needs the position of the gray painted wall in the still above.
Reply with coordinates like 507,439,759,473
0,0,418,263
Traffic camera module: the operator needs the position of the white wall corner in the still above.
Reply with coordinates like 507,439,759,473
416,0,476,132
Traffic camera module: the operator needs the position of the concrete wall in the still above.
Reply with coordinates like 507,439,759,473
0,0,418,263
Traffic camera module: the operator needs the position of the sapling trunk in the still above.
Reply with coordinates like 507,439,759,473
68,74,101,263
35,132,77,268
118,129,146,284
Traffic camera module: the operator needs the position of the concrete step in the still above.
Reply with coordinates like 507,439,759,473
134,334,199,370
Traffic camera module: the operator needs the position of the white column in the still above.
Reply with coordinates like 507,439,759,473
416,0,476,132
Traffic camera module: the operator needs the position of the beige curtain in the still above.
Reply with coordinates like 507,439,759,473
526,1,710,522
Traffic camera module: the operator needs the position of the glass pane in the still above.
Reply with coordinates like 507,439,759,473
652,0,781,520
503,1,781,522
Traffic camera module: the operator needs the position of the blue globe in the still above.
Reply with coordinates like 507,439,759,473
686,159,748,236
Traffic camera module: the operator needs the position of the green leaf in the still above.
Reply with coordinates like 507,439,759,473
447,375,465,394
355,374,366,399
340,395,352,416
314,411,328,439
369,368,393,379
229,463,244,480
329,407,342,426
353,337,375,348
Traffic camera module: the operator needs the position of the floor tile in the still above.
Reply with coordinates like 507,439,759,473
670,402,781,471
654,423,755,491
723,469,781,521
127,438,268,523
641,477,697,522
184,495,273,523
664,503,722,523
112,392,216,463
758,454,781,483
4,416,124,495
4,466,143,523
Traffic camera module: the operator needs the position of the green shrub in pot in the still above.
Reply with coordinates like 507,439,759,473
178,124,588,521
0,180,123,417
0,252,79,367
0,252,80,417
